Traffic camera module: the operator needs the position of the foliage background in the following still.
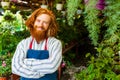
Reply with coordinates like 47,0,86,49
75,0,120,80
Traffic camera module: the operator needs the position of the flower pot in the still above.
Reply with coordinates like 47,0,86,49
1,2,10,7
10,74,20,80
41,4,48,9
1,2,10,9
0,77,7,80
56,3,63,10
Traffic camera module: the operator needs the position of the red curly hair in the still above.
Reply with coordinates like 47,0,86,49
25,8,58,37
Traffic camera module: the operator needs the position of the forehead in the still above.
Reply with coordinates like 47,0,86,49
36,14,51,22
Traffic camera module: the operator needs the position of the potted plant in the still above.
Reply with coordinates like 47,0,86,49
0,10,25,34
41,4,48,9
0,52,12,80
56,1,63,11
40,0,48,9
0,10,29,80
66,0,81,26
1,0,10,9
0,10,27,80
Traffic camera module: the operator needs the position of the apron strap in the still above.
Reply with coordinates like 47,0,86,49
29,38,34,49
29,38,48,50
44,38,48,50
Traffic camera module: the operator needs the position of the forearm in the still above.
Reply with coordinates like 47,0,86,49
33,56,62,73
24,52,62,74
23,38,62,74
24,55,62,74
12,62,43,78
12,44,44,78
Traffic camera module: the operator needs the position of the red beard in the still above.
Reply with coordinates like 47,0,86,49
31,26,47,43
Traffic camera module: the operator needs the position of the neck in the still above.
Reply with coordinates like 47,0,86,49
35,38,45,44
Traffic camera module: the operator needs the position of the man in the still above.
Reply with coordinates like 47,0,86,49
12,8,62,80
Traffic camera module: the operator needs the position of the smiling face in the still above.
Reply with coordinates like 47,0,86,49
34,14,51,32
31,14,51,43
25,8,58,38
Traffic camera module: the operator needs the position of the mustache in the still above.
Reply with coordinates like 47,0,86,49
34,25,45,30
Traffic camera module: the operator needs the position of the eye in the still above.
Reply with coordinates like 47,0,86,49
43,21,49,25
36,19,40,22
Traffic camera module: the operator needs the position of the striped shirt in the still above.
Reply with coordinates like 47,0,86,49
12,36,62,78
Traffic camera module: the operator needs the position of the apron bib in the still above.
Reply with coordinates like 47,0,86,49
21,38,57,80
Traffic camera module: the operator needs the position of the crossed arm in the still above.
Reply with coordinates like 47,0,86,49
12,39,62,78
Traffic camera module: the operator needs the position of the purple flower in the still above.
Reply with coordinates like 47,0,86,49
84,0,106,10
10,0,18,3
61,62,66,68
96,0,106,10
84,0,89,4
2,61,6,67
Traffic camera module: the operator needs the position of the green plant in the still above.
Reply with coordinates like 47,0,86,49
0,52,12,77
54,0,63,3
75,52,120,80
0,10,26,53
84,0,100,46
0,25,29,78
0,10,29,78
0,10,24,34
66,0,81,26
2,0,9,2
0,30,30,54
53,9,79,48
75,0,120,80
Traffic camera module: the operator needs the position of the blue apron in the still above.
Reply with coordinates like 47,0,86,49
21,38,57,80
